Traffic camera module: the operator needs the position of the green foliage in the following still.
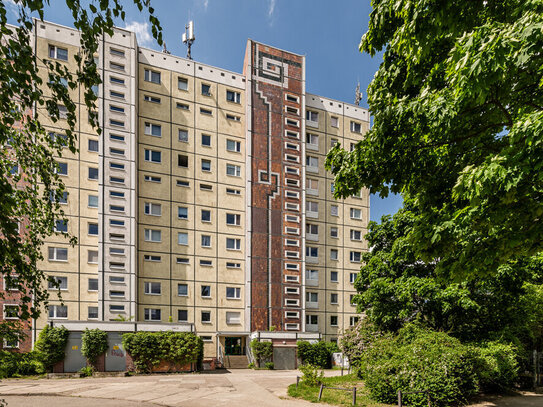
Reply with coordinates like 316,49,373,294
471,341,519,391
0,351,45,378
78,365,94,378
0,0,162,341
297,341,337,369
327,0,543,279
81,328,108,365
247,362,255,369
340,319,387,369
122,331,202,373
264,362,274,370
352,206,543,346
250,339,273,367
360,324,479,407
34,325,69,371
299,364,324,386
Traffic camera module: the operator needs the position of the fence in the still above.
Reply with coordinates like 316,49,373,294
397,390,431,407
318,384,357,406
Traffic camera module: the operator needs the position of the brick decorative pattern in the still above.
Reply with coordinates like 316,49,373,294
247,41,304,331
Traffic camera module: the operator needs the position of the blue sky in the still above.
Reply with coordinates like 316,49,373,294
7,0,403,222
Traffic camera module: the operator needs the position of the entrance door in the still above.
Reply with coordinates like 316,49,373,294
105,333,126,372
224,337,243,355
64,332,86,372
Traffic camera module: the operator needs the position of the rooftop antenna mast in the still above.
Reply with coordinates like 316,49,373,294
354,81,362,106
182,21,195,60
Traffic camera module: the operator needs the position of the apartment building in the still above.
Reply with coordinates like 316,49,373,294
1,20,369,364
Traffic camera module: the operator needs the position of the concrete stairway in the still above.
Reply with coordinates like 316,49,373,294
224,355,249,369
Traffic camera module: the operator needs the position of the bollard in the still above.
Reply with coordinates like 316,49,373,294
318,384,324,401
341,365,344,376
296,376,300,389
352,387,356,406
397,390,402,407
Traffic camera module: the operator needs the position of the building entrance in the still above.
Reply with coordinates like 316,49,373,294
224,337,243,355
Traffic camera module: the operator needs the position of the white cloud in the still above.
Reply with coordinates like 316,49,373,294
124,21,153,47
5,0,20,16
268,0,276,17
203,0,209,11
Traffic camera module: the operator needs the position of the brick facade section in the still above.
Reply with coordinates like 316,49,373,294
246,41,304,331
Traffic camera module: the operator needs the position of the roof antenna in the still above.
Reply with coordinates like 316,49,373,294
354,81,362,106
182,21,195,60
162,42,171,54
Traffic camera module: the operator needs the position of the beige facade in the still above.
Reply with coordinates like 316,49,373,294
31,20,369,359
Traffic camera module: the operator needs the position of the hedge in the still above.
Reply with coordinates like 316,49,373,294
250,338,273,367
297,340,338,368
81,328,108,366
34,325,69,371
122,331,203,373
0,351,45,378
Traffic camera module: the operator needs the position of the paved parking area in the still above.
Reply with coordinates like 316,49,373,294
0,369,318,407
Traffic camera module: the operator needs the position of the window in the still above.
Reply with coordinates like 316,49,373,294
144,308,161,321
177,257,190,264
110,176,124,184
201,83,211,96
110,247,125,256
350,316,359,326
306,201,319,215
226,262,241,268
350,251,361,263
201,133,211,146
286,118,299,127
226,238,241,250
226,213,241,226
178,154,188,168
201,285,211,297
200,107,212,116
350,121,362,133
226,164,241,177
110,76,125,85
143,254,160,262
177,180,189,187
88,167,98,180
144,282,161,295
144,69,161,84
226,90,241,103
110,105,125,113
178,232,188,245
144,202,162,216
145,149,161,163
144,122,161,137
306,110,319,123
110,147,125,154
200,184,212,191
88,223,98,235
331,271,339,282
178,284,188,296
178,207,188,219
110,47,125,57
48,305,67,319
110,162,125,170
226,287,241,299
226,139,241,152
88,250,98,264
88,139,99,152
200,259,212,266
226,188,241,195
350,208,362,219
201,235,211,247
306,156,318,169
330,249,338,260
110,90,125,99
330,227,338,238
88,307,99,319
178,309,188,322
226,312,241,325
286,94,299,103
306,315,318,325
48,247,68,262
201,159,211,172
201,311,211,323
306,224,318,236
226,114,241,122
306,269,318,282
144,229,161,242
306,292,318,303
331,116,339,128
48,276,68,290
110,62,125,71
306,246,318,258
306,133,319,148
200,209,211,222
178,129,189,142
178,77,188,90
55,220,68,233
307,178,318,193
144,95,161,103
350,273,358,284
144,175,161,183
350,230,362,241
330,315,338,326
110,276,125,284
177,102,189,110
286,130,299,139
110,191,124,199
56,161,68,176
49,45,68,61
331,205,339,216
110,119,124,127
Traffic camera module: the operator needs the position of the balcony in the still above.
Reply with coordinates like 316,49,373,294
306,256,319,264
306,210,319,219
305,324,319,332
306,233,319,242
306,278,319,287
306,301,318,309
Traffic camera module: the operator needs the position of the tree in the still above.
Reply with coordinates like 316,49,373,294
326,0,543,279
0,0,162,342
354,204,543,343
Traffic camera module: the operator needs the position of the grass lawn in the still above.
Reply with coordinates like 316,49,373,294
287,373,393,407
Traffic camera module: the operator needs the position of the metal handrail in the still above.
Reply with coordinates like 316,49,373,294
218,344,224,366
246,344,255,365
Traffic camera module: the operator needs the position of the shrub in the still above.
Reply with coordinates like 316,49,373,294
34,325,69,371
122,331,202,373
0,351,45,378
297,340,336,368
79,366,94,377
250,339,273,367
265,362,274,370
340,319,386,369
360,324,479,407
471,341,519,391
299,364,324,386
247,362,255,369
81,328,108,367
